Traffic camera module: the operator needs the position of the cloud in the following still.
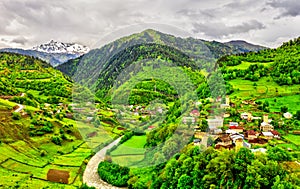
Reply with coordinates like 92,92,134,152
192,20,265,38
0,0,299,48
11,36,28,45
267,0,300,19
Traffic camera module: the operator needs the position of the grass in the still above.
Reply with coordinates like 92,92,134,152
112,155,145,167
229,77,300,99
123,135,147,148
227,61,273,70
260,95,300,114
111,135,147,167
284,134,300,146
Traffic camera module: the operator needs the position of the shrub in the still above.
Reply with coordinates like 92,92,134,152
97,161,130,187
51,135,62,145
12,112,21,120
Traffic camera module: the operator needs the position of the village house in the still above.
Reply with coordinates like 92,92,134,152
234,137,244,150
207,117,223,130
215,135,233,149
260,114,274,131
193,139,201,146
246,130,258,140
260,122,274,131
183,117,196,125
283,112,293,119
220,96,230,109
230,126,244,133
190,109,200,117
213,129,223,135
251,148,267,153
148,126,155,130
262,132,274,140
271,130,280,139
240,112,252,121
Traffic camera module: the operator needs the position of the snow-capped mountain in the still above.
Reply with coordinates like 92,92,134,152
32,40,89,55
0,40,90,67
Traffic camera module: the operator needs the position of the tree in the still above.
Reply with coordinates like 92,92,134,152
280,106,288,113
295,110,300,120
177,174,192,189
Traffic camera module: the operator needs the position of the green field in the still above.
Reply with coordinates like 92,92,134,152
111,135,147,167
227,61,273,70
229,77,300,99
284,134,300,146
261,95,300,114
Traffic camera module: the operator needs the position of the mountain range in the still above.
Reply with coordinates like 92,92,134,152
0,40,89,67
0,29,264,68
56,29,266,98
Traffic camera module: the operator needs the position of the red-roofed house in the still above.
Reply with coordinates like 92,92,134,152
229,126,244,133
148,126,155,130
246,130,257,140
190,109,200,117
271,130,280,139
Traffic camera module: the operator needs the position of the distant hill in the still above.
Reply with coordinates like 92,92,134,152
225,40,266,53
0,40,89,67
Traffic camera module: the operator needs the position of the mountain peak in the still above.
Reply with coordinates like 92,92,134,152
32,40,90,55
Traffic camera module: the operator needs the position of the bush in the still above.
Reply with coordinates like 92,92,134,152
97,161,130,187
12,112,21,120
51,135,62,145
81,183,95,189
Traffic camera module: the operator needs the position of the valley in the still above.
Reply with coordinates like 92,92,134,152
0,30,299,189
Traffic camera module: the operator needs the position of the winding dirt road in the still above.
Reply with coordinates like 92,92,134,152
83,137,126,189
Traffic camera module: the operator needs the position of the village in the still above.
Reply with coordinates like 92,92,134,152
187,95,298,153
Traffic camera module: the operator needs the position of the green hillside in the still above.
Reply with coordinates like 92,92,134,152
57,29,264,95
218,37,300,100
0,52,121,188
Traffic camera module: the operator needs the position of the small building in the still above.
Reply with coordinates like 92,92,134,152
271,130,280,139
47,169,70,184
193,139,201,146
243,141,251,149
190,109,200,117
234,138,244,150
260,122,274,132
226,129,237,134
215,135,232,147
230,126,244,133
148,126,155,130
283,112,293,119
246,130,257,140
183,117,196,125
214,129,223,135
251,148,267,154
229,122,239,127
207,118,223,130
241,112,252,121
262,132,274,140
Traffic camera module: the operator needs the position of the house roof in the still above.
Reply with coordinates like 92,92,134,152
190,109,200,114
262,132,274,137
230,126,244,130
271,130,280,135
229,122,239,126
247,130,256,135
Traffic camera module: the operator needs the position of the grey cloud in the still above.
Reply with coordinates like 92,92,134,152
0,0,299,49
11,36,28,45
192,20,265,38
267,0,300,18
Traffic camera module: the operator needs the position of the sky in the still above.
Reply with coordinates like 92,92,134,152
0,0,299,49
